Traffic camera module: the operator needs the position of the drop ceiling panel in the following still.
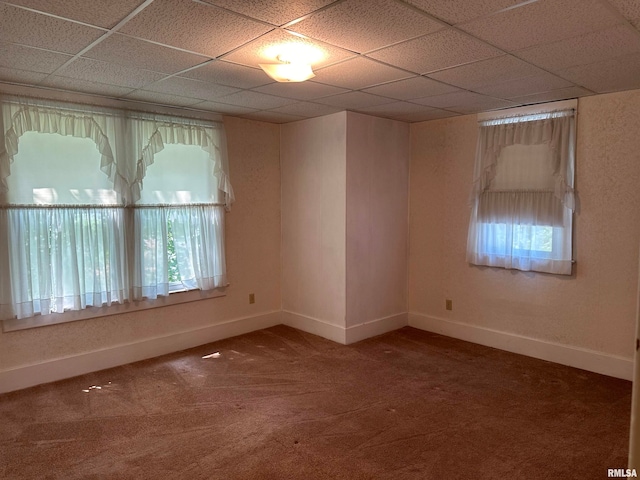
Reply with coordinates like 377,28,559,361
368,29,502,74
214,90,299,109
55,58,165,89
287,0,444,53
474,73,574,98
1,0,638,123
0,3,104,54
511,86,594,105
0,43,72,74
362,76,460,100
558,52,640,93
144,76,240,101
391,108,459,123
191,101,259,115
83,34,211,75
221,29,355,70
459,0,623,51
0,66,47,85
253,81,348,101
242,111,306,123
41,76,136,97
181,61,272,89
200,0,336,26
515,25,640,72
267,101,343,118
125,90,204,107
405,0,525,25
428,55,544,91
413,90,514,110
119,0,272,58
448,98,517,114
355,101,435,118
313,57,413,90
314,91,395,109
7,0,144,29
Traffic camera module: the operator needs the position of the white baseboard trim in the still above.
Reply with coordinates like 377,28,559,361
281,311,409,345
345,313,408,344
6,310,625,393
281,311,346,344
0,310,282,394
409,312,633,381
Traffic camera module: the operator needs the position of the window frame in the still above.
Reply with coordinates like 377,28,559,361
0,97,232,332
2,288,225,332
468,99,577,275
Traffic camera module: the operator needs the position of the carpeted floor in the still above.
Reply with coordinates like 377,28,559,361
0,325,631,479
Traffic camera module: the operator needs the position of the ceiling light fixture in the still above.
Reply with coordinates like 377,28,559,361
259,56,315,83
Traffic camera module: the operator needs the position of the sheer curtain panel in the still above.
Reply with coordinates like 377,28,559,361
130,119,230,299
466,107,576,275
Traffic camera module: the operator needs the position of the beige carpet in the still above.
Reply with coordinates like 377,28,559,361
0,325,631,479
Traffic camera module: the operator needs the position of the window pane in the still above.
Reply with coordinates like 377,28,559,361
7,132,117,205
138,144,217,204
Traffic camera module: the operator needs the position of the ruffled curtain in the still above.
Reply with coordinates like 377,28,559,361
0,97,234,208
0,95,233,321
128,117,234,209
469,111,575,210
467,109,576,275
0,98,129,198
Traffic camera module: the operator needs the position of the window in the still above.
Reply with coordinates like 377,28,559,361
466,102,576,275
132,138,228,298
0,110,128,322
0,96,234,328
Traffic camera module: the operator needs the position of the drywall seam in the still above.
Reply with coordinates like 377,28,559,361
345,313,408,344
409,312,633,380
0,311,282,394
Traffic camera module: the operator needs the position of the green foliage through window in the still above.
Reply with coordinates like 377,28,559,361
167,220,180,283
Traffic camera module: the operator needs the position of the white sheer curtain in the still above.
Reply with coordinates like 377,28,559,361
0,95,233,322
0,99,128,319
130,118,230,300
467,109,576,275
3,207,127,318
133,205,226,299
127,115,234,208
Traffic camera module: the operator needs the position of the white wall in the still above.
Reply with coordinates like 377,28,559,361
281,112,347,327
281,111,409,342
408,89,640,379
346,112,409,328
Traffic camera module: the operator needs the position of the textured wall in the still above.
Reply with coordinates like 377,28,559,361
0,115,281,371
281,112,347,326
409,89,640,359
346,112,409,327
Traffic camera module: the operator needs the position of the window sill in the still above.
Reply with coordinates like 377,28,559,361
2,287,227,333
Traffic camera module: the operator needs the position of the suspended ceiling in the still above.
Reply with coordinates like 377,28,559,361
0,0,639,123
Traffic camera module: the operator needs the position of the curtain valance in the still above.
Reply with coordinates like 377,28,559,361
0,95,234,209
131,120,234,209
0,102,126,196
470,110,576,211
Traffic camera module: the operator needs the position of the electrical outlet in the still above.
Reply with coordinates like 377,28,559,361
445,299,452,311
249,293,255,304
